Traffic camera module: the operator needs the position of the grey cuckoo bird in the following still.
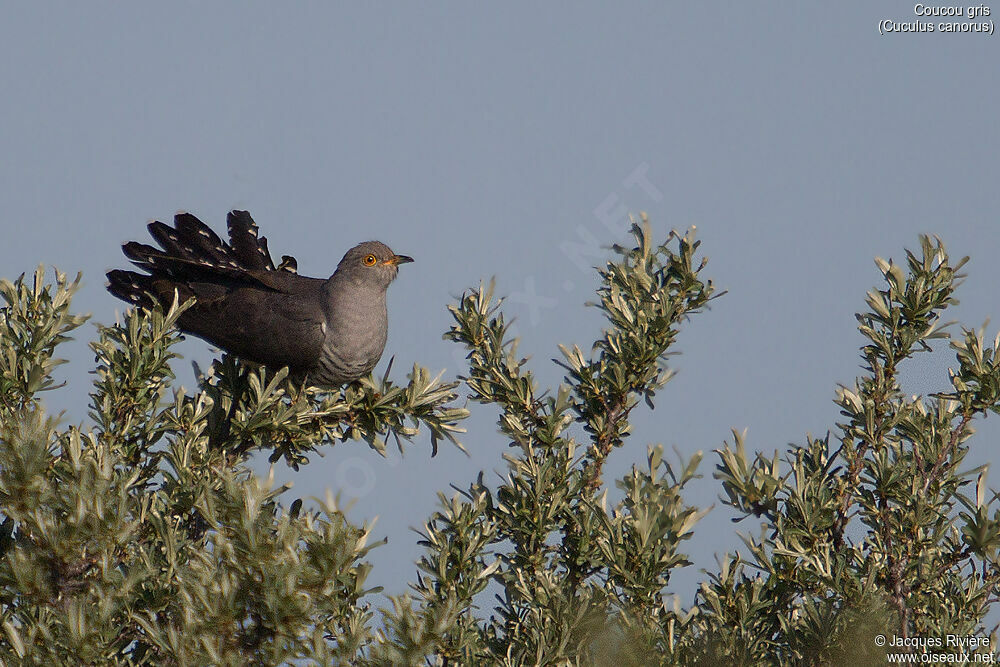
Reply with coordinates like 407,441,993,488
106,210,413,387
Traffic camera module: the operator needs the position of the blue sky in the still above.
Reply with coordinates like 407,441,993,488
2,3,998,623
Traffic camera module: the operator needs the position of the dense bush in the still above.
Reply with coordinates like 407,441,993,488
0,220,996,665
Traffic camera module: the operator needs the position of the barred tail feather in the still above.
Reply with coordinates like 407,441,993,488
106,270,156,309
227,210,276,271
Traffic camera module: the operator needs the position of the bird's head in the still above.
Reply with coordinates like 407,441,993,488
334,241,413,289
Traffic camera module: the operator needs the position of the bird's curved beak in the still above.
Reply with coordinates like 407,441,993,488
386,254,414,266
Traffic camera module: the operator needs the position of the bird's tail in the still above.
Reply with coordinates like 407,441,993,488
106,210,283,308
224,210,277,271
106,269,157,309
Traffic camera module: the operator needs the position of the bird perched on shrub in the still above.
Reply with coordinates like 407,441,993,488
107,210,412,387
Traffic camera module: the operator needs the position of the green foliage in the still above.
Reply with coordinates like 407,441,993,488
391,217,714,665
0,267,466,665
708,236,999,664
1,222,998,665
0,267,87,406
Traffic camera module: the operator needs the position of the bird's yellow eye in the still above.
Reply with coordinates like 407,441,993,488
363,254,377,266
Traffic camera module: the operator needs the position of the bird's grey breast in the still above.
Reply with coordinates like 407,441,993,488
312,275,389,384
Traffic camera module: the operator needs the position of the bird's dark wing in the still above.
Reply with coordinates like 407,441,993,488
176,273,327,371
107,211,326,372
